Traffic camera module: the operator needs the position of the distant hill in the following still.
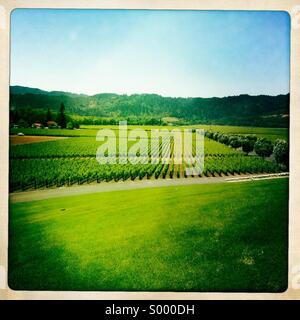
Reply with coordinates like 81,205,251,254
10,85,87,98
10,86,289,127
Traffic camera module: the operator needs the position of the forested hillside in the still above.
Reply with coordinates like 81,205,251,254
10,86,289,127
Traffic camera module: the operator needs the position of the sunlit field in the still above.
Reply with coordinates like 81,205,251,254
10,125,284,191
9,178,288,291
10,124,288,141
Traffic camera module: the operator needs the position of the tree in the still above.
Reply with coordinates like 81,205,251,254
205,131,213,139
273,139,289,168
219,134,229,145
67,121,74,130
57,103,67,128
241,137,255,154
17,119,29,128
245,134,257,142
213,132,220,141
254,138,273,157
72,121,80,129
230,139,242,148
229,136,242,148
46,108,52,122
12,109,20,124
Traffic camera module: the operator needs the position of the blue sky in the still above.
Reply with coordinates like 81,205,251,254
10,9,290,97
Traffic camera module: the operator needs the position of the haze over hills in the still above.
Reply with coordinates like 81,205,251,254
10,86,289,127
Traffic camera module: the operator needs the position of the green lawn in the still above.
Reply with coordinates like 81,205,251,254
82,124,288,141
190,124,288,142
9,178,288,292
10,124,288,141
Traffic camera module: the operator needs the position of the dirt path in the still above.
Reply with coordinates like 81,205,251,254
10,135,67,145
10,172,289,203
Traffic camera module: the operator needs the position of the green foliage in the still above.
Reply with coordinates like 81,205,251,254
9,125,288,191
10,133,282,191
57,103,67,128
17,119,29,128
206,130,277,159
10,86,289,127
205,131,214,139
46,108,52,122
229,136,242,148
205,130,244,150
254,138,274,158
245,134,258,142
218,134,229,145
201,125,288,142
66,121,74,130
273,139,289,168
241,137,255,154
10,127,96,137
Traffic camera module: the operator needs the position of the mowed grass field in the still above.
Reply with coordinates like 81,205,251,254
9,178,288,291
10,124,288,141
81,124,289,141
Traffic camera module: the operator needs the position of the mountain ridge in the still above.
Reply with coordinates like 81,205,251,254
9,85,289,127
10,85,289,99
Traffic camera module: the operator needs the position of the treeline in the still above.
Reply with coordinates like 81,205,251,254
205,131,289,168
10,86,289,128
10,103,80,129
72,115,167,126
